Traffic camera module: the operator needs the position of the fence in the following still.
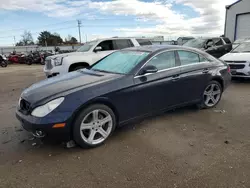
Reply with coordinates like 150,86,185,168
0,45,82,55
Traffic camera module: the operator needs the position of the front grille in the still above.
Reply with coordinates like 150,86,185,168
45,59,53,70
225,61,246,64
19,99,30,114
229,64,245,69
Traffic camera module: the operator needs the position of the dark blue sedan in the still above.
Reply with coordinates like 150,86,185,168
16,45,231,148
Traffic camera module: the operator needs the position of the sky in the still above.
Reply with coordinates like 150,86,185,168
0,0,238,46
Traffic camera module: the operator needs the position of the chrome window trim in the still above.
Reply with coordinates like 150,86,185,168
134,49,210,78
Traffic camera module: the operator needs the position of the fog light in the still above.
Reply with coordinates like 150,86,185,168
33,130,45,138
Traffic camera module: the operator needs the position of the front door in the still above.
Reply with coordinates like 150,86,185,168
133,50,182,116
91,40,116,63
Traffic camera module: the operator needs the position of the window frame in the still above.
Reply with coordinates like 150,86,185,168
212,38,224,46
135,49,212,77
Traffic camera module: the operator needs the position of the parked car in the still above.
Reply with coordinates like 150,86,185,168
232,37,250,49
183,37,232,58
220,40,250,78
44,38,152,78
0,54,8,67
16,45,231,148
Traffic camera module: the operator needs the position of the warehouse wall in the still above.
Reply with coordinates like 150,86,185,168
225,0,250,42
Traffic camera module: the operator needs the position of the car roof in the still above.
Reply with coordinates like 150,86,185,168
123,45,201,53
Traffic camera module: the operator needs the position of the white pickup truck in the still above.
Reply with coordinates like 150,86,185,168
44,38,152,78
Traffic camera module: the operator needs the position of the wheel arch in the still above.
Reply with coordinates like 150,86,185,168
211,76,224,91
69,97,119,137
68,62,90,72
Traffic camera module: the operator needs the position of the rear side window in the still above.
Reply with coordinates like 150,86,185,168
114,39,134,50
213,38,223,46
136,39,152,46
177,50,200,65
223,37,231,44
97,40,114,51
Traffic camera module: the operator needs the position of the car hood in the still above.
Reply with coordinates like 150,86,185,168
220,52,250,61
21,69,123,104
46,52,90,60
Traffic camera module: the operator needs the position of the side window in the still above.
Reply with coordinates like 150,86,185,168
114,39,134,50
96,40,114,51
213,38,223,46
146,51,176,71
199,55,208,62
177,50,200,65
136,39,152,46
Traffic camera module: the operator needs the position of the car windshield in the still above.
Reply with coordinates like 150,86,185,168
77,41,96,52
183,38,206,48
231,42,250,53
91,51,149,74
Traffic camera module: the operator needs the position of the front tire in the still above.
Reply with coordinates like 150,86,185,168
1,61,7,67
73,104,116,148
198,80,222,109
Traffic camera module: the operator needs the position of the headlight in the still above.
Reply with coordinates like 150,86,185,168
54,57,63,66
31,97,64,117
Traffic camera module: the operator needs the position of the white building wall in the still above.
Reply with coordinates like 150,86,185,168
225,0,250,42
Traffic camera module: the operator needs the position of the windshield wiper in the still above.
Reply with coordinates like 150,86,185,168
91,69,113,74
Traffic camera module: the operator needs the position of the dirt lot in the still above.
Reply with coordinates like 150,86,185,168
0,65,249,188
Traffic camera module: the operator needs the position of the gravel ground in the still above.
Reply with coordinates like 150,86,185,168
0,65,249,188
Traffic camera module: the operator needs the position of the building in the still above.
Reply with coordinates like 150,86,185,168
225,0,250,42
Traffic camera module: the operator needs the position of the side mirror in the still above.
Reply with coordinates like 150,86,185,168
140,65,158,75
94,46,102,52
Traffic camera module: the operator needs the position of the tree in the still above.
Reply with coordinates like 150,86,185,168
37,31,63,46
64,35,78,44
16,31,34,46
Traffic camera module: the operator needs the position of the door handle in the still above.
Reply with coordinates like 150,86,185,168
202,68,209,74
171,75,180,81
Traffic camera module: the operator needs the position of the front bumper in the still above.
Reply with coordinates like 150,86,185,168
228,63,250,77
16,110,71,141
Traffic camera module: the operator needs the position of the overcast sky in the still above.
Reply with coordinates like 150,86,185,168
0,0,237,46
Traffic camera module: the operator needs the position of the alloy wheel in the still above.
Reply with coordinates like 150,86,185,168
80,109,113,145
203,83,221,107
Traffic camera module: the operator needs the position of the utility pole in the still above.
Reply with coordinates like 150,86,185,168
77,20,82,44
13,36,16,46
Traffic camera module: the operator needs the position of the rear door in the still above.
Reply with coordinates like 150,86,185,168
177,50,213,103
113,39,134,49
133,50,182,116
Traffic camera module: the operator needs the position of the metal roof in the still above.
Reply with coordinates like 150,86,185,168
226,0,243,9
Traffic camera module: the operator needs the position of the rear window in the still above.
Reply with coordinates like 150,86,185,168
223,37,231,44
136,39,152,46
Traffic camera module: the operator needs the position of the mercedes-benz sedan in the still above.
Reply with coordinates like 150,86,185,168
16,45,231,148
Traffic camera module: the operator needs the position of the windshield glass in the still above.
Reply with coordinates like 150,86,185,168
232,42,250,53
77,41,96,52
91,51,149,74
183,38,206,48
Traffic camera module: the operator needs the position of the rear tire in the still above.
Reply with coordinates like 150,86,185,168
198,80,222,109
73,104,116,148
